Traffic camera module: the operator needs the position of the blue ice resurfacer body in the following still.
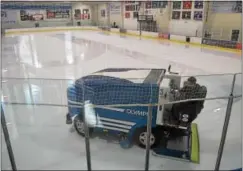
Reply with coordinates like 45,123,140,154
66,68,204,163
67,69,161,143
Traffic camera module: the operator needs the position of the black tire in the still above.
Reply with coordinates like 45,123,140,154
66,113,72,124
73,115,94,137
133,127,162,149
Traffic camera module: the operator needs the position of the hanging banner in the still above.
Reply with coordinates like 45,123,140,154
20,10,45,21
1,10,18,24
1,3,72,10
46,9,70,19
110,2,121,14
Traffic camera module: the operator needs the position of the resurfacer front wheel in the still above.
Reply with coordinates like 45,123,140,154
134,127,161,149
73,115,93,137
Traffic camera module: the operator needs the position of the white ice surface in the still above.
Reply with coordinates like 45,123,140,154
1,31,241,170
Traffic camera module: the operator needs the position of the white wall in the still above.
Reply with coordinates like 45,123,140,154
124,18,138,30
146,2,170,33
169,20,203,37
97,3,108,25
109,2,122,27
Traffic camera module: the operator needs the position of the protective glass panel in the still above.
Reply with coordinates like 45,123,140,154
149,74,240,170
1,129,13,170
219,97,242,170
233,73,242,96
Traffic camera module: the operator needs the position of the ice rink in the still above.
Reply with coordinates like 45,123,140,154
1,30,242,170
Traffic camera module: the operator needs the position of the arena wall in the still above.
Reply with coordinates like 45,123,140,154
205,13,242,41
1,1,242,51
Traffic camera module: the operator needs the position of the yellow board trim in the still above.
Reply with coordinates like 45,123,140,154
190,123,200,163
107,30,241,54
5,28,241,54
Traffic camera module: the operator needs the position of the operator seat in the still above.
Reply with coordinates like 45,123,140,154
170,85,207,126
159,85,207,146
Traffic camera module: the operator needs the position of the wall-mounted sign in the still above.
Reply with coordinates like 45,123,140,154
133,11,138,18
46,9,70,19
74,9,90,20
182,11,191,20
101,9,106,17
83,9,89,14
194,11,203,21
125,12,130,18
173,1,181,10
74,9,81,20
20,10,44,21
110,2,121,14
212,1,242,13
202,38,238,49
183,1,192,9
125,5,136,11
1,10,17,24
1,3,72,10
194,1,203,9
172,11,181,20
152,1,167,8
145,1,152,9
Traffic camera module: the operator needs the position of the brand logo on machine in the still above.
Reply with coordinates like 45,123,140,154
125,109,148,116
